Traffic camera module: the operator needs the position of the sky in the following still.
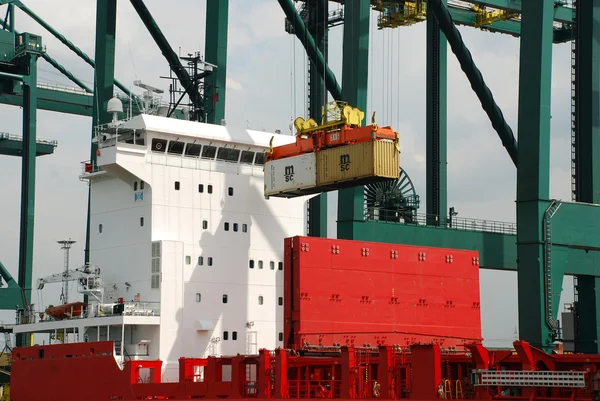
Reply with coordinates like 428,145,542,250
0,0,575,346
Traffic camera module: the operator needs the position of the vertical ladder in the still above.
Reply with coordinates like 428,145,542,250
570,0,578,202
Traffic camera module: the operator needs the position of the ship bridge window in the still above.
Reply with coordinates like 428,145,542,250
270,261,275,270
279,332,283,342
151,138,167,152
242,224,248,233
224,222,229,231
133,182,138,191
233,223,238,232
217,147,240,162
185,143,202,157
198,184,204,193
254,152,265,165
202,145,217,159
167,140,185,155
208,185,213,194
278,297,283,306
240,151,255,164
140,181,145,190
202,220,208,229
258,261,263,269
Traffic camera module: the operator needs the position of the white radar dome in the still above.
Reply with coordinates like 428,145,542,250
107,96,123,114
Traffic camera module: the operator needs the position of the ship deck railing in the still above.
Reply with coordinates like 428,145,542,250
364,208,517,235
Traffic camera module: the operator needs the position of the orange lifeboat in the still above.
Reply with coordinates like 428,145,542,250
45,302,86,320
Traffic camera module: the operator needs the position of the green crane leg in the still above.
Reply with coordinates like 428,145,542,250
203,0,228,124
277,0,342,101
306,0,329,238
426,0,448,225
428,0,518,166
86,0,117,264
337,0,370,240
16,53,37,347
572,0,600,353
516,0,555,352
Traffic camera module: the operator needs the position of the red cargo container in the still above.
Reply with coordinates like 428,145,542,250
283,236,482,350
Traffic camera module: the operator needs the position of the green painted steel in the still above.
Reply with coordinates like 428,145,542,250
307,0,329,120
130,0,201,118
12,0,135,99
575,276,600,353
428,0,518,166
0,261,25,309
337,0,370,240
0,86,93,115
203,0,228,124
307,194,328,237
468,0,574,24
0,137,55,156
277,0,342,101
86,0,117,264
515,0,555,352
15,51,38,347
426,0,448,224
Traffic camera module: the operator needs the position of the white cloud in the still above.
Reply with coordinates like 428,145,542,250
226,77,243,91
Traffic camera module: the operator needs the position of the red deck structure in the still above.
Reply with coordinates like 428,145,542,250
284,236,482,350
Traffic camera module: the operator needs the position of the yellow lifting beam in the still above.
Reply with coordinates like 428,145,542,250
375,0,426,29
293,101,365,136
472,5,519,29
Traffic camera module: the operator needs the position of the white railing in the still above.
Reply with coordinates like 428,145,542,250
473,369,586,388
0,132,58,147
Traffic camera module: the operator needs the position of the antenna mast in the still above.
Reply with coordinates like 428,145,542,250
57,239,76,304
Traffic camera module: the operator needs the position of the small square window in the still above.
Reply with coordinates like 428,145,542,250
233,223,238,232
258,260,263,269
232,331,238,341
223,331,229,340
202,220,208,229
249,260,254,269
242,224,248,233
208,185,213,194
185,256,191,265
140,181,145,190
140,217,144,227
99,224,103,233
270,261,275,270
278,262,283,271
258,295,264,305
198,184,204,193
198,256,204,266
278,332,283,342
228,187,234,196
175,181,180,190
133,182,138,191
208,257,213,266
222,294,228,303
278,297,283,306
224,222,229,231
196,293,201,302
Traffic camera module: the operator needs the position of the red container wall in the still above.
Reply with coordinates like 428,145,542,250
284,236,482,350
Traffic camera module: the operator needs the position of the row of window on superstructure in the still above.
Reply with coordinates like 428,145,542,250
174,182,234,198
151,138,265,166
250,260,283,270
196,293,283,306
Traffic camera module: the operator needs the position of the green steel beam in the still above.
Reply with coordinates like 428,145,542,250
0,137,55,156
203,0,228,124
11,0,135,99
0,84,93,115
426,0,448,224
130,0,201,118
573,0,600,354
516,0,555,352
277,0,342,101
307,194,328,237
429,0,518,166
337,0,370,240
86,0,117,264
15,51,38,347
467,0,574,24
0,261,25,309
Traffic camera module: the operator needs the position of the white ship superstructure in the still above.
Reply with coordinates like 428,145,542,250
14,113,307,380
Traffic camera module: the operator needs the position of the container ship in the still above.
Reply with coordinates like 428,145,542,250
8,104,600,401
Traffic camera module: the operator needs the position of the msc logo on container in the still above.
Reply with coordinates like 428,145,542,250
284,165,295,182
339,154,351,171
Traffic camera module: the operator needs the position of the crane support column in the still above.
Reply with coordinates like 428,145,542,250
15,51,38,346
337,0,370,240
86,0,118,264
426,0,448,225
203,0,228,124
428,0,518,166
572,0,600,354
306,0,329,238
516,0,556,352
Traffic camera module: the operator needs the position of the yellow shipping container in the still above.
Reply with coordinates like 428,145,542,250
316,140,399,186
